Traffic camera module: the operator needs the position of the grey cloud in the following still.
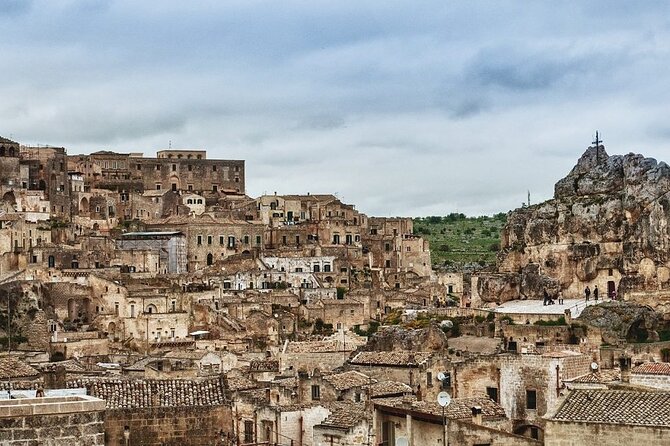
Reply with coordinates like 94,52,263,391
0,0,32,16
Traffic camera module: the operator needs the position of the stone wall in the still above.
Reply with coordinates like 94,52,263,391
105,405,232,446
449,419,541,446
544,420,668,446
0,395,105,445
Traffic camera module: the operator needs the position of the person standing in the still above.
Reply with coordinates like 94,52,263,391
585,286,591,302
594,285,599,302
558,290,564,305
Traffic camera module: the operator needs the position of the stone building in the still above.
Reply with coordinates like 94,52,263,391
69,377,231,445
372,395,533,446
115,231,187,274
69,148,244,195
545,389,670,445
363,217,431,279
147,214,265,271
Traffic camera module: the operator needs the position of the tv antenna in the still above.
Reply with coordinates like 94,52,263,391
437,391,451,446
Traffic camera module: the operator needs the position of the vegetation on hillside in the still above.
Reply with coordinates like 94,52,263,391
413,212,507,269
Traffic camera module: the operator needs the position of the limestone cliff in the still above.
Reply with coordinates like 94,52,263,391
477,144,670,315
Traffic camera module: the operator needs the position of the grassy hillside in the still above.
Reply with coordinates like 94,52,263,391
413,213,507,269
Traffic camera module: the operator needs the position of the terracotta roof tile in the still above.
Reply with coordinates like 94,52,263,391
319,402,367,430
368,381,412,398
323,371,374,391
0,357,40,379
68,377,227,409
552,390,670,427
374,396,506,420
632,362,670,376
567,369,621,384
350,351,433,366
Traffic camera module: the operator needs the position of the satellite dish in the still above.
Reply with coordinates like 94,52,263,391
440,320,454,329
437,391,451,407
437,372,446,382
396,438,409,446
591,362,599,371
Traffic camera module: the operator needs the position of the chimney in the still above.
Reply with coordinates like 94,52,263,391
619,356,632,383
471,406,483,425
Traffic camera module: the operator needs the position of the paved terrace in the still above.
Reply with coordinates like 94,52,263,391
494,298,611,318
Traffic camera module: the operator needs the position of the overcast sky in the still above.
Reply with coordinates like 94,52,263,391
2,1,670,217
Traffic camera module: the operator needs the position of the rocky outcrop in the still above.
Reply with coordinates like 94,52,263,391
577,301,661,344
478,145,670,312
364,324,448,352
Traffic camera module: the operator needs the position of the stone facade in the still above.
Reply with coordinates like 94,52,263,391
105,405,232,446
0,395,105,445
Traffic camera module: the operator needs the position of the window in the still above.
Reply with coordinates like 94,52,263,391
244,421,254,443
156,164,160,171
212,185,218,192
385,260,391,268
137,164,141,170
197,235,202,246
220,236,224,245
385,243,391,252
311,385,320,400
256,235,262,245
333,234,340,244
530,427,539,440
156,184,161,190
208,235,212,245
188,164,193,171
213,165,217,172
427,372,432,387
448,285,454,293
486,387,498,403
228,236,235,248
244,235,249,245
526,389,537,410
313,264,320,273
172,164,176,171
324,264,331,272
370,228,377,235
188,184,193,191
172,183,177,191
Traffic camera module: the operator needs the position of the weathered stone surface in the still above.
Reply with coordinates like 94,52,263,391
363,324,448,352
578,301,660,345
489,145,670,312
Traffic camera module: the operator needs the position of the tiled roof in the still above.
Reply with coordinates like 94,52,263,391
36,359,95,373
319,402,367,430
568,369,621,384
250,359,279,372
72,377,227,409
632,362,670,376
350,351,433,366
323,371,374,391
375,396,506,420
368,381,412,398
0,357,40,379
226,375,258,391
552,390,670,427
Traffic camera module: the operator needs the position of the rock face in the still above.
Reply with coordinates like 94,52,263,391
478,145,670,314
578,301,660,344
364,324,448,352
